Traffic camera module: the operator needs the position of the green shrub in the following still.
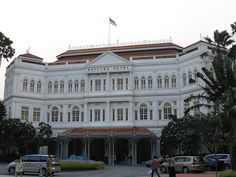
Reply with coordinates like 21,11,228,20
219,170,236,177
60,160,105,170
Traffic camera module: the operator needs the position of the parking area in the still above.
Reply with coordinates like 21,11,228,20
0,162,219,177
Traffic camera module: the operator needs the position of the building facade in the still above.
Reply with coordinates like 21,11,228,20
4,40,212,165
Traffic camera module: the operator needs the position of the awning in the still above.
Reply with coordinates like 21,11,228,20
59,127,154,138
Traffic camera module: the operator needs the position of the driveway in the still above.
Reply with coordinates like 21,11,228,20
0,163,218,177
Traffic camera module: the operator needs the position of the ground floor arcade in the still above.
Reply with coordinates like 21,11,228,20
57,127,160,165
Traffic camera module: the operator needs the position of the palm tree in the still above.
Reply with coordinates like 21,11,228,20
185,26,236,169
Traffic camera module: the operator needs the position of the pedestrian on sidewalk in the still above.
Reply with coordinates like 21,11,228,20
166,155,176,177
15,155,23,177
151,156,161,177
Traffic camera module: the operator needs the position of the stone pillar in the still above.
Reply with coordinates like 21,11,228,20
156,137,161,157
84,102,88,123
129,101,133,121
62,139,69,159
106,101,110,122
131,138,137,165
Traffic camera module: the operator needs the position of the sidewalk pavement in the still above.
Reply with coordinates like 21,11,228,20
141,172,218,177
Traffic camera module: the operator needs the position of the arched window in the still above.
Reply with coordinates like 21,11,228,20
51,107,58,122
140,103,148,120
74,80,79,92
171,75,176,88
80,80,85,92
68,80,73,92
183,73,187,86
72,106,80,121
48,81,52,93
164,75,169,88
60,81,64,93
141,77,146,89
134,77,139,89
37,81,41,93
30,80,34,92
23,79,28,91
157,76,162,88
148,76,153,89
164,103,172,119
54,81,58,93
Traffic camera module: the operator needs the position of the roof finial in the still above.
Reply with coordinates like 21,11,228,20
26,47,30,53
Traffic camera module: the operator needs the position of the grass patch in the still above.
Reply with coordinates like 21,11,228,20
60,160,105,170
219,170,236,177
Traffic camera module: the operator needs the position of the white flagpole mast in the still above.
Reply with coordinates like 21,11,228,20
108,18,111,51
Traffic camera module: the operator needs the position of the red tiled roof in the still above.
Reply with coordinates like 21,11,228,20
19,53,43,60
56,42,183,59
59,127,153,137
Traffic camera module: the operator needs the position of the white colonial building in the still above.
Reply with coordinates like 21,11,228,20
4,40,212,165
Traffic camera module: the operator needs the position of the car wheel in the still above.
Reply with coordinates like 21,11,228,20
8,167,15,175
182,167,189,173
224,164,230,170
160,166,167,173
41,168,47,176
206,165,212,171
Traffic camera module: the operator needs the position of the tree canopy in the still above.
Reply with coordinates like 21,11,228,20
0,32,15,61
184,22,236,169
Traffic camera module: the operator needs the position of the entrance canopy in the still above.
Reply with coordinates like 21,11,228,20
59,127,154,138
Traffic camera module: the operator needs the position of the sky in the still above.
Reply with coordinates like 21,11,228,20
0,0,236,99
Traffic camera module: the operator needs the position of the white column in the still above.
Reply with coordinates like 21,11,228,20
85,74,88,92
62,105,67,122
84,102,88,123
129,72,133,90
129,101,133,121
106,73,110,91
153,101,158,120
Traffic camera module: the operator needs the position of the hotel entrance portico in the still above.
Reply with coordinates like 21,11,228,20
58,127,159,165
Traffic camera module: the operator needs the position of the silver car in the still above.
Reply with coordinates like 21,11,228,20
205,154,232,169
160,156,205,173
7,154,61,176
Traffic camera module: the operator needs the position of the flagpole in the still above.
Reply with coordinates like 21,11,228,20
108,18,110,51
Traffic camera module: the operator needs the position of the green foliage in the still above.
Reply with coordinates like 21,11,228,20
161,114,225,155
185,23,236,169
35,122,53,146
0,32,15,61
60,160,105,170
0,100,6,121
219,170,236,177
0,119,53,158
0,119,36,155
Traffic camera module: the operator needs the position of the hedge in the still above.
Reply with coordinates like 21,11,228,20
60,160,105,170
219,170,236,177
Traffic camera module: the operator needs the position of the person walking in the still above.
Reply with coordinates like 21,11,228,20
46,155,53,177
151,156,161,177
15,156,23,177
166,155,176,177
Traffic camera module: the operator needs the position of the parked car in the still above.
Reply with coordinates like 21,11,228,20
145,157,164,167
205,154,231,169
7,154,61,175
203,156,224,171
160,156,205,173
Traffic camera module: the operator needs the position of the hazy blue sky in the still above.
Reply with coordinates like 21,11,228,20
1,0,236,99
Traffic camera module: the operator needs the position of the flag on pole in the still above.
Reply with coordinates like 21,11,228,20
109,18,117,26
